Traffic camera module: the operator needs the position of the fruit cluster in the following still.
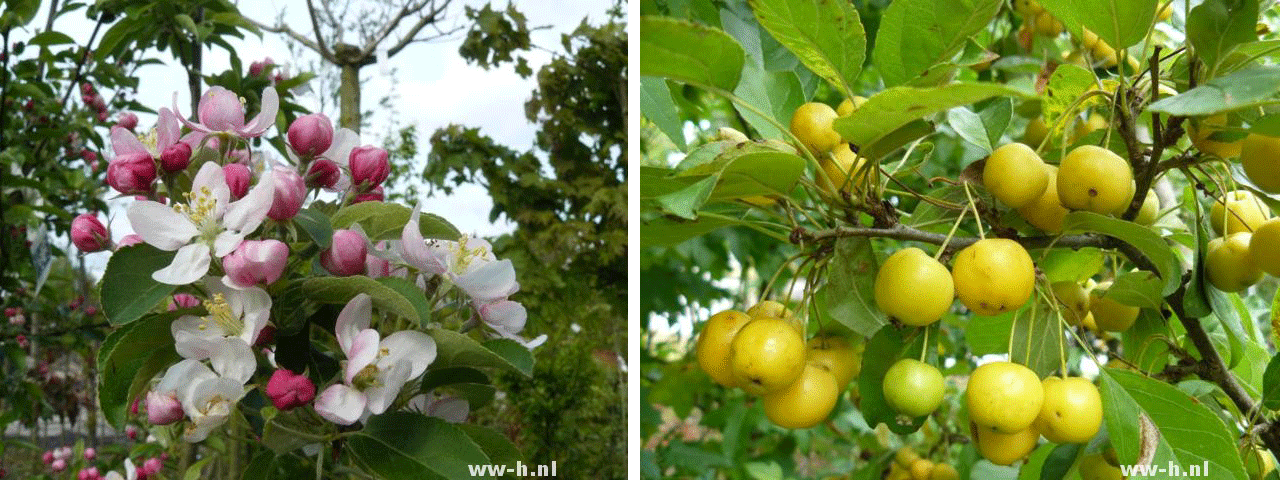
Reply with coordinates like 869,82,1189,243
695,301,863,429
791,98,871,199
969,362,1102,465
885,447,958,480
1193,128,1280,293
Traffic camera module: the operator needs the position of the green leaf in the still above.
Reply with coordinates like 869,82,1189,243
1061,211,1181,295
1104,270,1164,309
1148,66,1280,116
1009,301,1065,378
1263,352,1280,410
1207,287,1248,368
331,202,460,242
749,0,866,98
832,82,1029,148
458,424,522,477
420,367,490,392
700,150,807,202
640,77,687,151
1097,371,1143,465
1041,64,1097,136
349,412,491,480
1120,310,1171,373
99,312,179,428
293,207,333,249
1186,0,1259,72
27,31,75,47
174,14,201,39
640,16,745,91
1039,0,1158,50
856,325,931,434
731,61,803,141
430,328,533,376
1039,443,1081,480
1037,247,1104,283
101,244,178,326
300,276,423,324
261,409,328,455
871,0,1002,87
376,277,433,323
817,238,883,337
1109,369,1249,480
655,176,717,219
948,107,996,153
640,214,747,247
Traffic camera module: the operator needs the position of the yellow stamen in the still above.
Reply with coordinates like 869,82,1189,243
201,293,241,336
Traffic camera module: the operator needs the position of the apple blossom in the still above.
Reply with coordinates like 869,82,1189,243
125,425,138,440
110,109,204,171
103,459,136,480
401,204,518,302
117,112,138,131
169,277,270,361
142,458,162,476
117,234,144,249
321,229,367,276
314,294,436,425
168,293,200,311
348,145,390,189
153,343,254,442
352,185,384,204
71,213,110,252
265,368,315,411
160,142,192,172
126,162,275,285
408,393,469,423
223,163,251,201
106,152,156,195
287,113,333,157
42,450,53,464
305,158,340,189
268,167,305,221
83,448,96,461
145,389,183,425
222,239,288,289
249,57,274,77
52,459,66,472
174,86,279,138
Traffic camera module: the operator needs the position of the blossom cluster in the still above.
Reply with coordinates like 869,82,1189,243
74,84,540,442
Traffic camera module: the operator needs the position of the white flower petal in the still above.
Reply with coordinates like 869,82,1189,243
110,126,150,156
157,359,214,393
212,231,246,258
478,300,527,334
127,201,198,251
322,128,360,167
344,329,381,385
239,87,280,136
152,243,212,285
379,330,435,381
428,396,469,423
210,339,256,385
314,384,366,425
222,168,274,235
171,315,225,360
191,161,231,210
364,361,410,415
453,259,518,301
335,294,372,354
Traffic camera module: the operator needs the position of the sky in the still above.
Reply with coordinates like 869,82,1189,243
36,0,616,274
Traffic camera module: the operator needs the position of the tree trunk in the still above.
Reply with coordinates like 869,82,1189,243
339,63,362,132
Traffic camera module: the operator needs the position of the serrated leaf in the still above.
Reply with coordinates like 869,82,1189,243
732,61,803,141
1262,353,1280,410
640,16,745,91
749,0,865,97
832,82,1029,148
1149,66,1280,116
430,328,533,376
1039,0,1159,50
872,0,1002,87
293,207,333,249
1104,270,1164,309
817,238,883,337
101,244,178,326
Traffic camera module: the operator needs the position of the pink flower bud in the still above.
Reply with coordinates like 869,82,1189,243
42,450,53,464
106,152,157,195
52,459,66,472
320,229,367,276
81,150,97,163
249,57,274,77
169,293,200,311
366,251,391,278
129,396,141,415
83,447,96,461
58,447,72,460
265,368,316,411
146,391,184,425
351,185,384,204
116,112,138,131
253,324,276,348
267,167,305,221
287,113,333,157
80,82,93,95
117,234,144,249
85,306,97,316
125,425,138,440
3,307,13,316
197,86,246,132
223,163,251,200
96,110,109,122
222,239,289,288
227,148,251,164
143,458,162,476
71,213,110,252
78,469,90,480
348,145,390,189
160,142,192,172
305,158,340,189
16,335,28,349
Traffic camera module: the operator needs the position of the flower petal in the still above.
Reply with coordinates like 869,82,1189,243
238,87,280,137
110,126,150,156
222,168,274,235
321,128,360,167
191,161,231,213
171,314,225,360
152,243,212,286
157,359,214,393
477,300,527,334
127,201,198,251
335,293,372,354
378,330,435,381
453,259,518,301
173,91,212,134
314,384,366,425
364,360,410,415
344,329,381,385
428,396,469,423
209,338,256,385
156,108,180,150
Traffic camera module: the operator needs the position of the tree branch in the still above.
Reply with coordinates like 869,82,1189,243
794,224,1118,255
385,1,457,58
243,15,335,63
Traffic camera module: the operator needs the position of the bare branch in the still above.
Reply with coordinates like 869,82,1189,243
243,15,334,63
306,0,335,61
386,1,457,58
